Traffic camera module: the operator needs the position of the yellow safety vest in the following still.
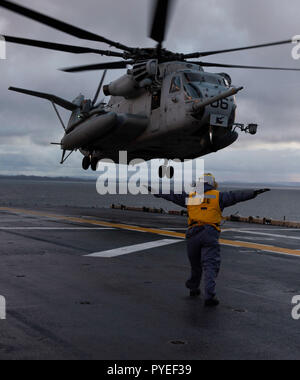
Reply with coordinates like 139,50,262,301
187,190,222,232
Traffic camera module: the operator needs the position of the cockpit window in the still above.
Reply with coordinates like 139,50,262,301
184,83,203,100
185,72,222,86
223,78,230,87
184,73,204,83
169,76,182,93
203,75,221,85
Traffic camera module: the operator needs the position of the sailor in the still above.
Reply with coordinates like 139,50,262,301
150,174,270,307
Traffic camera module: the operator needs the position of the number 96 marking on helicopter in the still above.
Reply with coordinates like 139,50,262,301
210,99,229,110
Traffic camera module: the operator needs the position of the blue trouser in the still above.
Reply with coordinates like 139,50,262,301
186,225,221,300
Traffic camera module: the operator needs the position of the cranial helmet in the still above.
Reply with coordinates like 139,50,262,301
201,173,218,189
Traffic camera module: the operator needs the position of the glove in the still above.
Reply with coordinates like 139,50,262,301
254,188,271,197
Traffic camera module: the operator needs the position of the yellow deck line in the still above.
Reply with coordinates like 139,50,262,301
220,239,300,257
0,207,184,238
1,207,300,257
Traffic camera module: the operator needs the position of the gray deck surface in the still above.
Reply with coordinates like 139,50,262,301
0,206,299,360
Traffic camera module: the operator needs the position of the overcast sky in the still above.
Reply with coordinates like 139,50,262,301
0,0,300,183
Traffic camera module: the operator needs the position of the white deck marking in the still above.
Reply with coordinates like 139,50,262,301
233,235,275,242
223,228,300,232
237,230,300,241
86,239,182,258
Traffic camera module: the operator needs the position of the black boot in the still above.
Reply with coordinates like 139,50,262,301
205,296,220,307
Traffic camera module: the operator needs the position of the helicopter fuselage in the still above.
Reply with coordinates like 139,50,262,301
3,0,297,172
65,62,240,165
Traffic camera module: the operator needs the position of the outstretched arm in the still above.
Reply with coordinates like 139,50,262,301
148,187,188,208
220,189,270,210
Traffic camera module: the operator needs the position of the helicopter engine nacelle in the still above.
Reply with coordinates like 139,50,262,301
103,74,142,99
103,60,158,99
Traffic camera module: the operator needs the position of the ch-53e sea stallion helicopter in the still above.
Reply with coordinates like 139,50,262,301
1,0,300,176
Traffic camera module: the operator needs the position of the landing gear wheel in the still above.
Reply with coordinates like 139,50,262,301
91,157,99,171
209,126,218,152
158,165,174,179
159,166,163,179
169,166,174,179
209,126,214,145
82,156,91,171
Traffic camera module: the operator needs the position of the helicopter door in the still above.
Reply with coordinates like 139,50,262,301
165,75,184,129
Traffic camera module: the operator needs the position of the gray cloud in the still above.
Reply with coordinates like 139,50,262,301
0,0,299,181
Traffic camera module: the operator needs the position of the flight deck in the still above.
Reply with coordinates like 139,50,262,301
0,206,299,360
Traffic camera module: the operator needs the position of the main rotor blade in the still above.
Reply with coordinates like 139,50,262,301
61,60,134,73
184,39,295,59
0,0,134,52
9,87,77,111
189,61,300,71
3,35,125,57
150,0,171,45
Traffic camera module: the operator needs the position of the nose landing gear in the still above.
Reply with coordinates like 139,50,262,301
91,157,99,171
82,155,99,171
158,161,175,179
82,156,91,170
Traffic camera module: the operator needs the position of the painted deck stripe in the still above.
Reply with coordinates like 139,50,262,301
0,207,185,238
87,239,182,258
0,207,299,257
223,228,300,232
221,239,300,257
236,230,300,241
233,235,275,242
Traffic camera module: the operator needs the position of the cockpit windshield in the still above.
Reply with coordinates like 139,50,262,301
184,83,203,100
184,72,223,86
184,73,204,83
223,77,230,87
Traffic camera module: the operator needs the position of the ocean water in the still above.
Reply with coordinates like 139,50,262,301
0,179,299,222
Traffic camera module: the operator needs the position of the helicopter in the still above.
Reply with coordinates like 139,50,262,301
1,0,300,176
